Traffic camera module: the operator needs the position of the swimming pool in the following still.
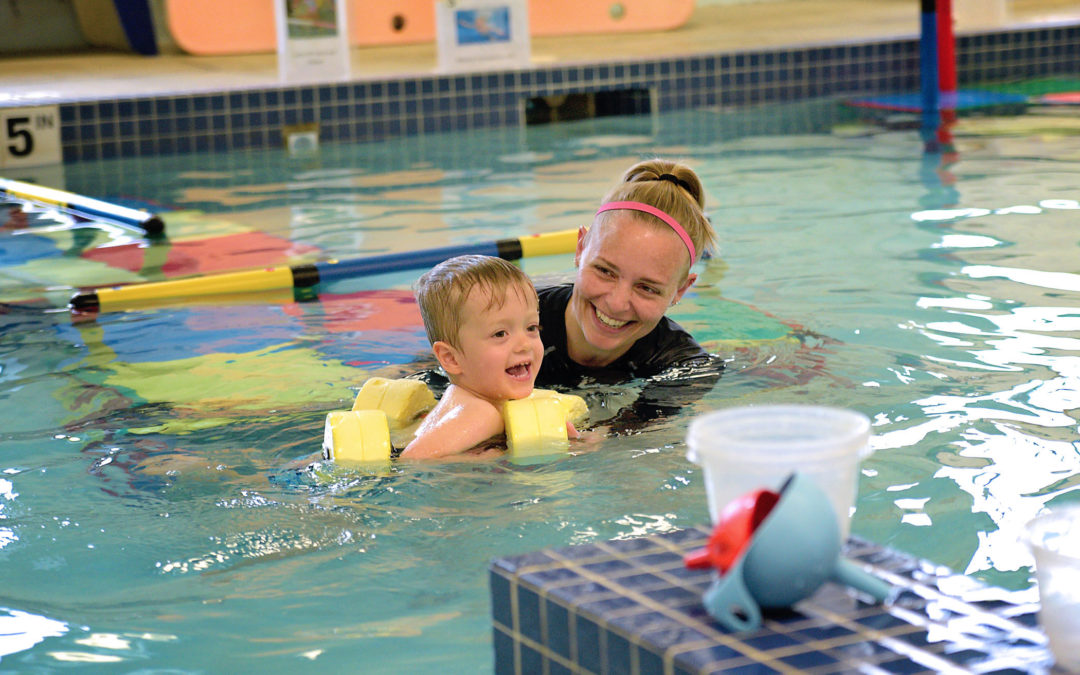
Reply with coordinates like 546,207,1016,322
2,102,1079,671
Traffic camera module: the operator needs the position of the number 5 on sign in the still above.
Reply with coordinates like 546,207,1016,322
1,106,62,169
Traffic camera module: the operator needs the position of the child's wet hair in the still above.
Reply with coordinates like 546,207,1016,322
414,254,538,348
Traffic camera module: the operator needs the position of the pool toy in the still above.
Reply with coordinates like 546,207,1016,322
323,409,394,463
0,178,164,237
350,376,437,427
322,377,587,463
70,228,578,312
684,472,893,632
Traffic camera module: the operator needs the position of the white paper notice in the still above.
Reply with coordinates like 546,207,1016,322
275,0,351,83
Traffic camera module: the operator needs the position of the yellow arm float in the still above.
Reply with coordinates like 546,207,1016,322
322,379,587,464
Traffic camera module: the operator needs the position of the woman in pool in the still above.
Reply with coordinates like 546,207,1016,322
535,157,720,387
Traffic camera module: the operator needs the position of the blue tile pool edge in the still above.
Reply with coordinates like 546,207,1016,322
6,22,1078,164
490,527,1055,674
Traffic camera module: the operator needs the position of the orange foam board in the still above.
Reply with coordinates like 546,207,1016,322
165,0,693,55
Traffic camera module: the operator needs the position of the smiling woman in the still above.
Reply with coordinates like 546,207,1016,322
535,158,720,386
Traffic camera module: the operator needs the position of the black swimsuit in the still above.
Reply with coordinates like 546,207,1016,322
535,283,715,387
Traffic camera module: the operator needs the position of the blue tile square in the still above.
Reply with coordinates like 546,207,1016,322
877,655,929,674
489,571,513,630
579,596,640,620
673,643,743,671
582,559,635,576
520,642,543,674
492,626,515,675
638,624,712,651
638,644,664,674
97,101,116,119
228,92,244,109
547,580,617,606
518,587,542,644
574,617,602,673
641,585,701,608
265,90,280,106
545,600,570,659
779,649,838,669
61,105,77,123
136,99,153,116
607,631,632,674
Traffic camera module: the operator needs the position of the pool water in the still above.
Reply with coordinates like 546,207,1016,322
2,103,1080,671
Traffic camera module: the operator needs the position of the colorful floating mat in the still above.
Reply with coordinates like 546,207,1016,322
490,527,1051,674
845,90,1029,113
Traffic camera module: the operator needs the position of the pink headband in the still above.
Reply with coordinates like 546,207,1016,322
595,201,696,263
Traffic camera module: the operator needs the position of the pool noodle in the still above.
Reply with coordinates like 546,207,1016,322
0,177,164,236
69,228,579,312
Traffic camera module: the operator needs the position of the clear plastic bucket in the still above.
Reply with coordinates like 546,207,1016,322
686,405,872,539
1025,505,1080,673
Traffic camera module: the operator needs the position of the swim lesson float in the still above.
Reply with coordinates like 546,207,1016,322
323,376,589,464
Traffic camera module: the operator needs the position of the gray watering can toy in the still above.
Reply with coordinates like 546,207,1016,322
684,471,894,632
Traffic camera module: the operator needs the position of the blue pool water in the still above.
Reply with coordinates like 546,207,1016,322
2,102,1080,671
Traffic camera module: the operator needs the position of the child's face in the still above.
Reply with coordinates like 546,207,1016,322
443,282,542,402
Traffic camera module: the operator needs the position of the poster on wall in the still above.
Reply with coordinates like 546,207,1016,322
436,0,530,72
275,0,351,83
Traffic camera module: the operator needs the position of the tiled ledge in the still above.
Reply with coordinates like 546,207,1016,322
19,23,1080,163
490,527,1052,674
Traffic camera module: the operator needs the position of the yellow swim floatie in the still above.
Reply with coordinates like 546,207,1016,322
322,377,587,465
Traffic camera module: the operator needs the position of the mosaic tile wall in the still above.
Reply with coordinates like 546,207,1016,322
39,22,1080,163
490,527,1054,674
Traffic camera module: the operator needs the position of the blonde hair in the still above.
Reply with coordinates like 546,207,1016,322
414,254,537,348
597,158,717,265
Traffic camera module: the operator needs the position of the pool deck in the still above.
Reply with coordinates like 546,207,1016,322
3,0,1080,103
